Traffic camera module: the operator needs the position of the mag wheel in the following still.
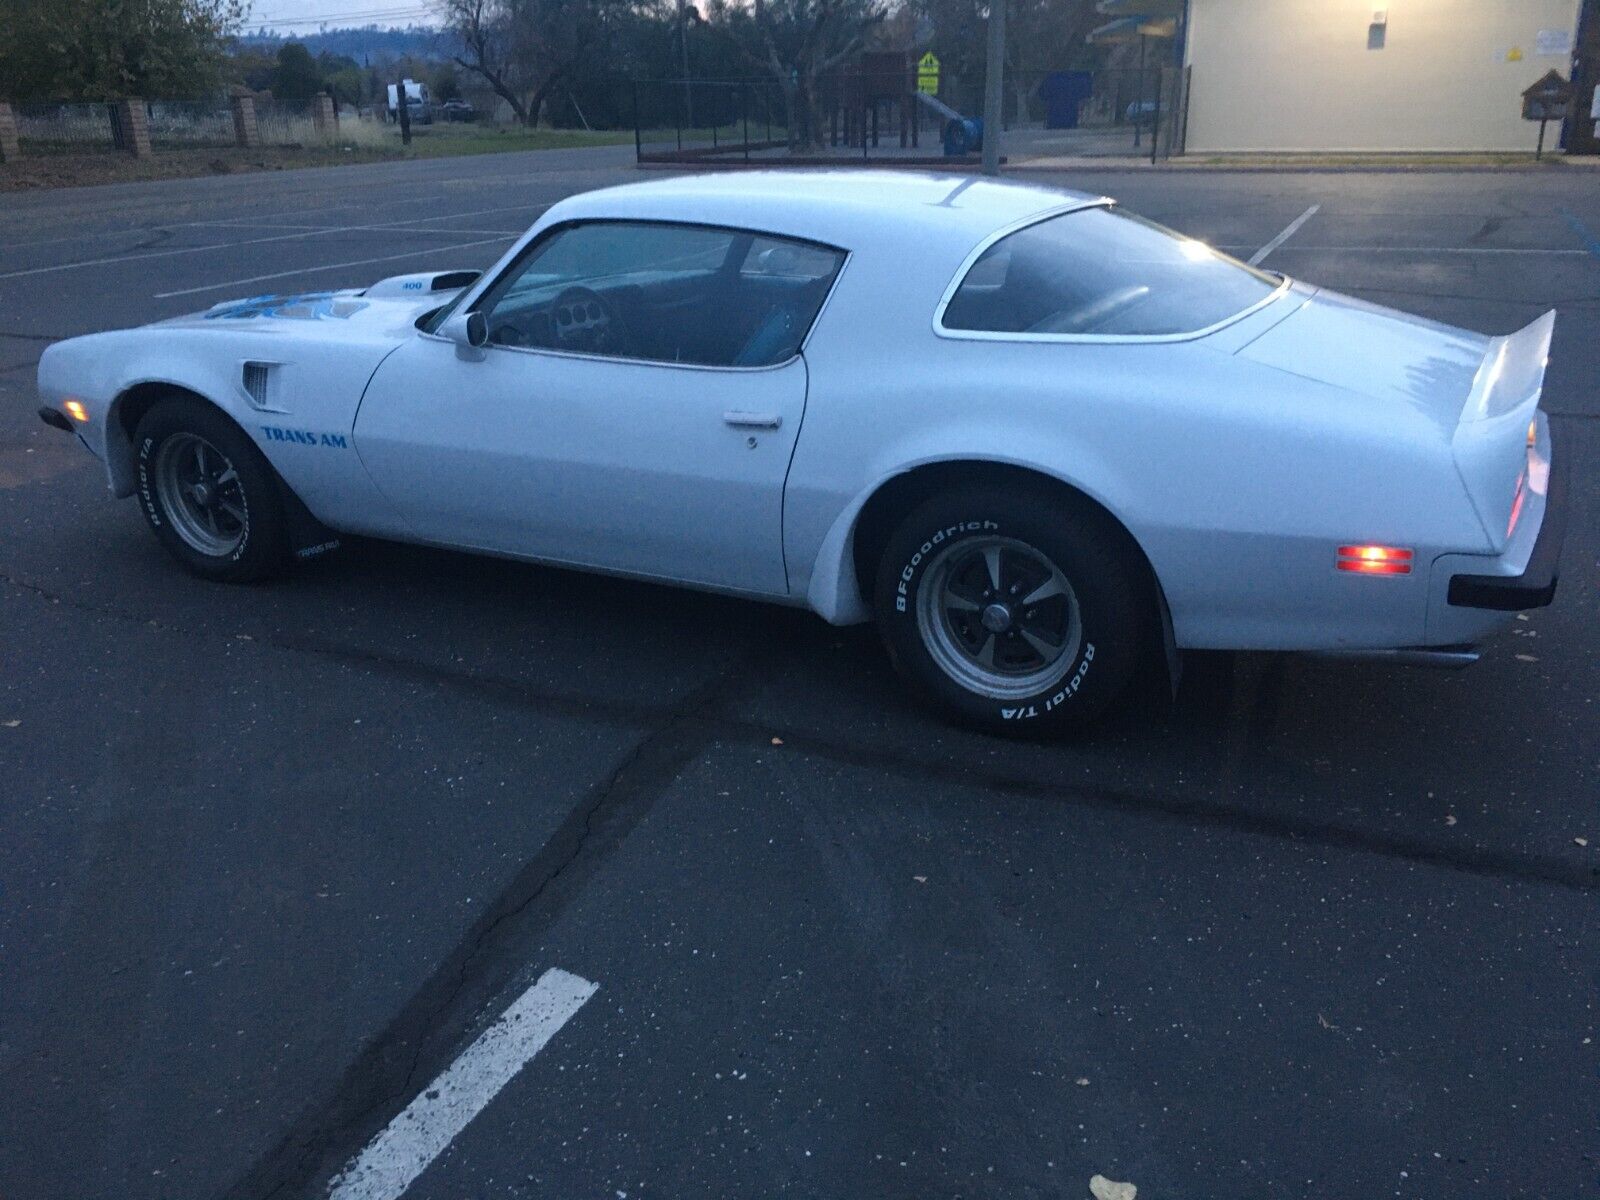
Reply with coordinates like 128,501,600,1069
151,432,248,558
874,486,1150,734
135,397,289,582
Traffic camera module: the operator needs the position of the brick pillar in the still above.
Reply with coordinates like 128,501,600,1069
0,101,20,162
231,94,260,148
312,92,337,136
114,98,151,158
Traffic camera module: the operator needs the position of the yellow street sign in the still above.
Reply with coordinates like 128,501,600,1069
917,52,941,95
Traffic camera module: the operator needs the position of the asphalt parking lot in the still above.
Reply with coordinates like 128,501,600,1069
1,150,1596,1200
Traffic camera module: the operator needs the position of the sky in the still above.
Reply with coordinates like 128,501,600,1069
245,1,442,34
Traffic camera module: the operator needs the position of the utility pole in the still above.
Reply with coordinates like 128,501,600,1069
981,0,1005,175
397,79,412,145
678,0,695,128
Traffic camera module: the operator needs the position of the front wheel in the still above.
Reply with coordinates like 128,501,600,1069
134,397,289,582
874,487,1151,734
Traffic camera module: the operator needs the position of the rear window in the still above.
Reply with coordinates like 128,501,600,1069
939,206,1281,338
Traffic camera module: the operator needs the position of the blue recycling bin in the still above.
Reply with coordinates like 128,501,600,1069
943,116,983,156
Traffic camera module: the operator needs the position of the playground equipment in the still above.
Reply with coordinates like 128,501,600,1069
816,52,982,157
914,90,983,156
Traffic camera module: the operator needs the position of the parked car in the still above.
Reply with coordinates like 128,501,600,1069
385,79,433,124
438,99,477,123
35,173,1565,732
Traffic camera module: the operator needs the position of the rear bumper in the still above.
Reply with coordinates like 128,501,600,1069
1447,445,1567,612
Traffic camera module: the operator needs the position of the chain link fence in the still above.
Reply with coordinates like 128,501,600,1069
634,65,1188,166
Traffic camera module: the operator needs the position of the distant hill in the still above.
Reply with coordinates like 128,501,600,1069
236,25,450,65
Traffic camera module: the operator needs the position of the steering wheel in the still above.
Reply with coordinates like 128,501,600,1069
550,286,625,355
1027,285,1152,335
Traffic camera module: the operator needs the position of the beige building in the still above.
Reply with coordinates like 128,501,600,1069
1183,0,1585,152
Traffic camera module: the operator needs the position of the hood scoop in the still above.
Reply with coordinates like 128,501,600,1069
361,270,482,299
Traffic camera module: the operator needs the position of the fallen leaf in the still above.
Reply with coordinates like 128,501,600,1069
1445,815,1457,826
770,737,784,746
1575,837,1589,848
1089,1175,1136,1200
1515,654,1538,663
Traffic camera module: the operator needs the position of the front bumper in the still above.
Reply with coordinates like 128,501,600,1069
1447,445,1567,612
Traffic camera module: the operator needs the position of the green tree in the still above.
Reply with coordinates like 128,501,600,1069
271,42,325,100
0,0,246,101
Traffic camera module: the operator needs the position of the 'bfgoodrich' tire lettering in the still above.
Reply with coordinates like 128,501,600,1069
873,487,1150,735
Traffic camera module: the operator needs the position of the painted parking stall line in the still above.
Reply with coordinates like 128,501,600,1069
0,202,552,283
151,235,518,299
1560,210,1600,260
328,968,598,1200
1248,203,1321,265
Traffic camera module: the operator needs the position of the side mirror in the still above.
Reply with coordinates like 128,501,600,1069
441,310,488,349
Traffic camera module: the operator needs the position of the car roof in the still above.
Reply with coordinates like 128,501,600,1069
542,170,1107,254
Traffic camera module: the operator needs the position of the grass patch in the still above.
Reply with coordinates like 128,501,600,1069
394,125,641,156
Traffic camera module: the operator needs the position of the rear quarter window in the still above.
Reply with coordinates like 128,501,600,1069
939,206,1281,338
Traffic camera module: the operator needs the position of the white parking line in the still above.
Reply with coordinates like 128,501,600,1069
197,220,527,237
152,235,518,298
1223,244,1589,256
328,968,598,1200
0,202,549,282
1248,204,1321,266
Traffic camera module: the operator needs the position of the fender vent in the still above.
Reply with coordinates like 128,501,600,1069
242,361,277,410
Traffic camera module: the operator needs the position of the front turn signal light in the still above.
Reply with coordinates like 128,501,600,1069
63,399,89,423
1337,545,1413,575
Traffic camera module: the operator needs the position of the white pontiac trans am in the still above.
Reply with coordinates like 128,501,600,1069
37,172,1566,732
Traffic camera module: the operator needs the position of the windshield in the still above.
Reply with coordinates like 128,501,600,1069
940,205,1281,338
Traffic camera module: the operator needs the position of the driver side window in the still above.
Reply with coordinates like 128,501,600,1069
471,220,844,368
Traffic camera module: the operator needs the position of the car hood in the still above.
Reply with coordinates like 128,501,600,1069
1236,287,1490,439
152,271,478,344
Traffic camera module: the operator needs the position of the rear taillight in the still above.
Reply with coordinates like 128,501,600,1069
1337,545,1413,575
1507,471,1527,538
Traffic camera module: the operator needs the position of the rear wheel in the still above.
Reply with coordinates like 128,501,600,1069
134,397,289,582
873,486,1151,734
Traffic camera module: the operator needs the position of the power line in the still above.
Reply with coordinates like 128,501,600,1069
247,3,439,27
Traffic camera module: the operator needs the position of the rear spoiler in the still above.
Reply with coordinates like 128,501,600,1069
1460,310,1554,424
1453,310,1555,549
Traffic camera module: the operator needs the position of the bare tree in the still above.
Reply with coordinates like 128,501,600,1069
711,0,885,151
442,0,622,127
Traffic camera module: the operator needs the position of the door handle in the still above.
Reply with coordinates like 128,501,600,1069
723,411,782,430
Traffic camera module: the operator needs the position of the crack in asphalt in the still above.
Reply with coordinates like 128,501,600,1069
4,566,1595,902
5,548,1598,1196
218,653,755,1200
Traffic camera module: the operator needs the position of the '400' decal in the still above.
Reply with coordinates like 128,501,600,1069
262,425,347,448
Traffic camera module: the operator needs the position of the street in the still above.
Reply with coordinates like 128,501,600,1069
1,150,1596,1200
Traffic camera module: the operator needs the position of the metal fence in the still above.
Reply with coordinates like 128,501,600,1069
1003,67,1189,162
147,101,236,149
15,102,119,152
633,75,984,166
634,66,1188,167
255,99,321,147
